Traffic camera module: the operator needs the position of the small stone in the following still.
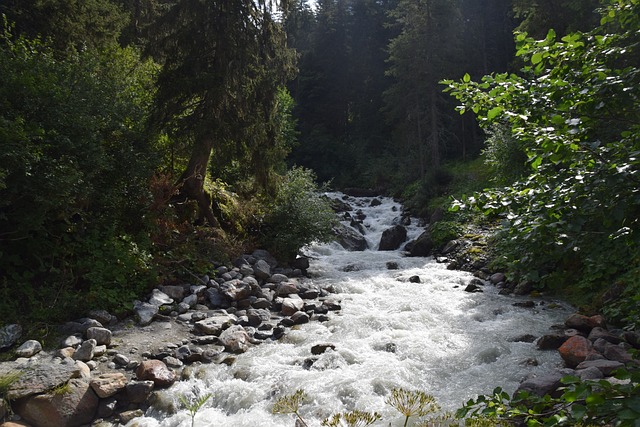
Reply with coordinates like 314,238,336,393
291,311,310,325
61,335,83,348
135,360,176,388
113,353,130,366
90,373,128,398
73,339,97,362
409,275,421,283
86,327,112,346
15,340,42,358
119,409,145,423
311,344,336,355
149,289,174,306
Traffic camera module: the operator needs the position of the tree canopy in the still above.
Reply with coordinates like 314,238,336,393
444,0,640,325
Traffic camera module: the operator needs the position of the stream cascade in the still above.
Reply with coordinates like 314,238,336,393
129,192,572,426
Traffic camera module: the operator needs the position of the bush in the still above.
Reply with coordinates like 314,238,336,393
259,167,337,261
482,123,528,185
0,23,158,323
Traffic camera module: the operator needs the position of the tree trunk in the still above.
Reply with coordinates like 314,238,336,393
176,134,220,227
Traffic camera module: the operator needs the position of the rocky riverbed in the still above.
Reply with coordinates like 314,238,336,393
0,193,638,427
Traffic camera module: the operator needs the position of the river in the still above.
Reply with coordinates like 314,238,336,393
129,193,572,426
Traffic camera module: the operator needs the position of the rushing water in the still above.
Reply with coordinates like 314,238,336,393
129,193,572,427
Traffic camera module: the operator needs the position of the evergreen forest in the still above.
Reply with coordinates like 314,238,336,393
0,0,638,346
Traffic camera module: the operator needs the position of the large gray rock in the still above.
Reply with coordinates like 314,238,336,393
15,340,42,358
575,359,624,376
252,249,278,268
149,289,174,306
206,288,230,308
15,378,99,427
0,324,22,351
407,230,434,257
378,225,407,251
134,301,159,326
2,361,82,400
253,259,272,280
194,313,237,335
515,370,571,397
86,327,112,346
220,279,252,301
73,339,97,362
334,223,368,251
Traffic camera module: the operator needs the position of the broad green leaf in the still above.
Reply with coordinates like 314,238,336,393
487,106,503,120
531,53,543,65
463,73,470,83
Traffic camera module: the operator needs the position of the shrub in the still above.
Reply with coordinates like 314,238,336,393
259,167,337,261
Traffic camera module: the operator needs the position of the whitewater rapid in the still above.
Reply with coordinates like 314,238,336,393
128,193,572,426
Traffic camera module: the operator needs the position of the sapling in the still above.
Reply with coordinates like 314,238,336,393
179,388,213,427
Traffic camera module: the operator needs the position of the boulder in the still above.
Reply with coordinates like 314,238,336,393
90,373,128,398
135,360,176,388
565,313,604,333
407,230,434,257
15,340,42,358
15,379,99,427
588,327,623,344
148,289,174,306
311,344,336,355
253,259,272,280
220,280,252,301
0,324,22,351
515,371,567,397
576,359,624,376
558,335,593,368
85,327,112,346
290,312,310,325
378,225,407,251
158,285,187,300
291,256,310,271
126,380,155,404
218,325,250,353
252,249,278,268
489,272,506,284
536,334,568,350
194,313,237,336
276,282,299,296
134,301,159,326
604,345,634,363
72,339,97,362
334,223,368,251
281,296,305,316
1,362,78,401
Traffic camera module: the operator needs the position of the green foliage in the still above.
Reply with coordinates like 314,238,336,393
179,388,213,427
430,221,464,249
443,0,640,315
458,367,640,426
482,124,529,185
259,167,337,261
0,20,159,323
0,0,130,54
